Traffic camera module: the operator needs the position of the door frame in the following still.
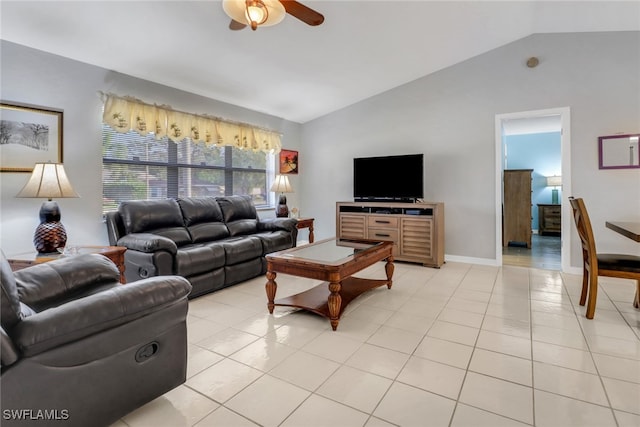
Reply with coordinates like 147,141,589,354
495,107,572,272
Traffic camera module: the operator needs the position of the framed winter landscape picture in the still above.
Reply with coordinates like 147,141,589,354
0,103,63,172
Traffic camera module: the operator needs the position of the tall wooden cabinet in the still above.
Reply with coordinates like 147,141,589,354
503,169,532,248
336,201,444,267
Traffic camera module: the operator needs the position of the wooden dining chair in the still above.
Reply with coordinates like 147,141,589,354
568,197,640,319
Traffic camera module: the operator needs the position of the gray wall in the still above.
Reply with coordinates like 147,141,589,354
301,32,640,267
0,40,302,254
2,32,639,269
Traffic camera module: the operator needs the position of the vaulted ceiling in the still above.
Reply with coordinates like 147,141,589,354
1,1,639,123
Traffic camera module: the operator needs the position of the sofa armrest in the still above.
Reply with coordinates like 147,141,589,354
15,254,121,311
12,276,192,358
117,233,178,255
258,217,297,233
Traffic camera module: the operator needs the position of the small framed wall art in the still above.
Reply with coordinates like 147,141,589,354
0,102,63,172
279,149,299,174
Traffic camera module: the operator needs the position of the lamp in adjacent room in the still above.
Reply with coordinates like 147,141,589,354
546,175,562,205
17,162,80,253
270,174,293,217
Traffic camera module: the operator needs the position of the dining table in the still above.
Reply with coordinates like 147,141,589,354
605,221,640,243
606,220,640,309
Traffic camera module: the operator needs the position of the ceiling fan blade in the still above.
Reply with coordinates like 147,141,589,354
280,0,324,26
229,19,247,30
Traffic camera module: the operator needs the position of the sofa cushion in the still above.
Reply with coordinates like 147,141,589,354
119,199,191,246
177,197,230,243
255,230,295,255
221,236,263,265
217,195,258,236
175,244,226,277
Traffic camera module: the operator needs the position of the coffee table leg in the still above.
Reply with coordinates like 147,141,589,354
266,270,277,314
327,280,342,331
385,256,394,289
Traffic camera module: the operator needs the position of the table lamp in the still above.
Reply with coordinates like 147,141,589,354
270,174,293,217
546,175,562,205
17,162,80,253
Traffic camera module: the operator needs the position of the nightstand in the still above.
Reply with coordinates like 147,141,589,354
538,204,561,236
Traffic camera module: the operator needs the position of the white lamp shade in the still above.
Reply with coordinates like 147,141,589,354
223,0,286,27
270,175,293,193
546,175,562,187
17,163,79,199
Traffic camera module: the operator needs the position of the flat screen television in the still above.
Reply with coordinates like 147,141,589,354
353,154,424,202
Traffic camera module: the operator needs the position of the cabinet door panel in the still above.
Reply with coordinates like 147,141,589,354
339,215,366,239
401,218,432,259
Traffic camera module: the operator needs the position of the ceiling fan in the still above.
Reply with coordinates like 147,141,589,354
223,0,324,31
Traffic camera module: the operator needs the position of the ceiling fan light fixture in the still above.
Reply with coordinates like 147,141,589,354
223,0,285,30
246,0,268,30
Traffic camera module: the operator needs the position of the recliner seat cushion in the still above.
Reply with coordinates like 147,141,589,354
217,195,259,236
175,244,226,277
119,199,191,246
255,231,294,254
221,237,263,265
177,197,230,243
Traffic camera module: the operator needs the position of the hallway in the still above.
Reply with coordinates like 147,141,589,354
503,234,561,271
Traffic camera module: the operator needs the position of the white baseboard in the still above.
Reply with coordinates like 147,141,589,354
445,253,582,275
444,254,500,266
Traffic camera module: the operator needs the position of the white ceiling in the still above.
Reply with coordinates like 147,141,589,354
1,1,639,123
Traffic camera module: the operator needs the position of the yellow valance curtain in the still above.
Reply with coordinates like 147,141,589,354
102,94,281,153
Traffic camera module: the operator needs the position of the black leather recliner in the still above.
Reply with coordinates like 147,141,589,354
0,252,192,427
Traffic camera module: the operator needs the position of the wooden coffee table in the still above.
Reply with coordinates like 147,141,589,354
265,238,394,330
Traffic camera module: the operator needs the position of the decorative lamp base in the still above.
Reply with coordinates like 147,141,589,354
34,221,67,253
276,194,289,218
551,188,559,205
34,200,67,253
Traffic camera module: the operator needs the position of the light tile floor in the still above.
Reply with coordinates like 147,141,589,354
113,262,640,427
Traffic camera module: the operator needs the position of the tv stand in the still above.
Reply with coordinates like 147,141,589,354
336,201,444,267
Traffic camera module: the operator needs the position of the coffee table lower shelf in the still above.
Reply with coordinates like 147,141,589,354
272,276,391,325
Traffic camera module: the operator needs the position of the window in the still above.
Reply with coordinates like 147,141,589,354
102,125,273,213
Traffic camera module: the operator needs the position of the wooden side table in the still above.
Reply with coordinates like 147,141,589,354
295,218,315,243
7,245,127,283
538,204,561,236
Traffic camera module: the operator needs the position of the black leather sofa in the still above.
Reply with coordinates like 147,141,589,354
0,252,192,427
105,195,298,297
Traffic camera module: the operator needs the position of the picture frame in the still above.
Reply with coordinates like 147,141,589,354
279,149,298,174
0,102,63,172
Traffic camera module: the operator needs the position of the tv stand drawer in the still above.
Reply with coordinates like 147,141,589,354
368,228,399,242
368,216,399,228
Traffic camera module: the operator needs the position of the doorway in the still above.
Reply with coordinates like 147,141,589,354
495,107,573,272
